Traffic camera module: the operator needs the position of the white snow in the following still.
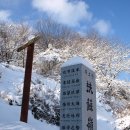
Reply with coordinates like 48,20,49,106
0,99,58,130
0,122,36,130
61,56,94,71
28,35,35,41
115,115,130,130
0,94,117,130
38,52,60,62
0,63,128,130
34,48,61,63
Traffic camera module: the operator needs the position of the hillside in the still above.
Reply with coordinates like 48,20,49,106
0,62,129,130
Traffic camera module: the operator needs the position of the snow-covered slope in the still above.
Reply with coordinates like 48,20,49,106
0,63,129,130
0,99,58,130
0,96,115,130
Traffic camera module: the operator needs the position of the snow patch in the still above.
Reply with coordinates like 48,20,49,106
62,56,94,71
0,122,36,130
0,99,59,130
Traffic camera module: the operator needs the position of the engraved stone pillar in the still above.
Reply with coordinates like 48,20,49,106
60,56,97,130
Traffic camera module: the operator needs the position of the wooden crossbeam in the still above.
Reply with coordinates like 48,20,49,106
17,36,40,52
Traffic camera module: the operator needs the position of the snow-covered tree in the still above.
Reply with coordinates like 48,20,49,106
66,33,130,117
1,20,130,127
36,18,78,50
0,22,33,67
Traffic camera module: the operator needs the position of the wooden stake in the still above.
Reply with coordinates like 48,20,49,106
20,43,34,123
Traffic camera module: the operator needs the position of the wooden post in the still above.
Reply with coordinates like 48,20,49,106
17,36,40,123
20,43,34,122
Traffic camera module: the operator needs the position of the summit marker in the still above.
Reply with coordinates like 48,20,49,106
60,56,97,130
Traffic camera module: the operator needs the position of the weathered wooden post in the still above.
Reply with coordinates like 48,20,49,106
17,36,40,123
60,56,97,130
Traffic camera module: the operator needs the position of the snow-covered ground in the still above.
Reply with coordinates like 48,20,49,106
0,63,129,130
0,99,58,130
0,97,115,130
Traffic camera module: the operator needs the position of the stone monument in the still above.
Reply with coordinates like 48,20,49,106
60,56,97,130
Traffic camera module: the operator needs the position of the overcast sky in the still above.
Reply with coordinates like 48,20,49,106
0,0,130,44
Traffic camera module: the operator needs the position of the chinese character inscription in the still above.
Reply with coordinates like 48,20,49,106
60,57,97,130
